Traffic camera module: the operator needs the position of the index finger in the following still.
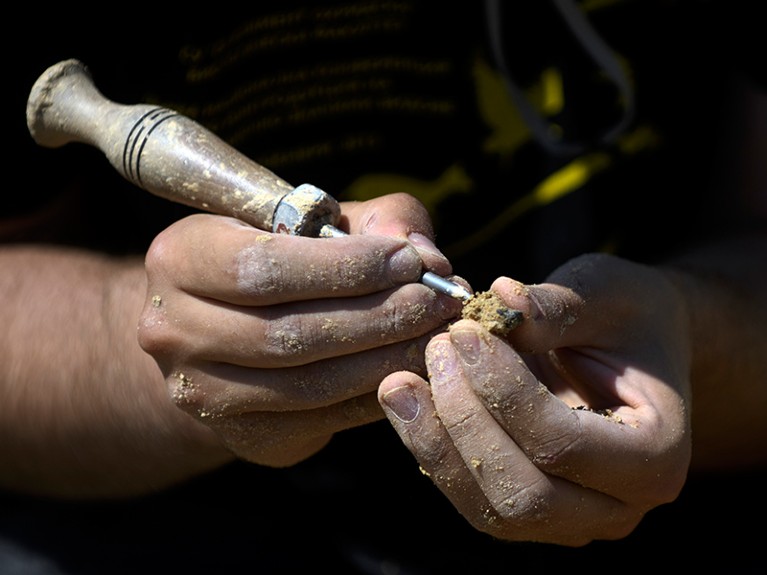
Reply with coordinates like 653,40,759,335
145,214,428,305
341,193,454,277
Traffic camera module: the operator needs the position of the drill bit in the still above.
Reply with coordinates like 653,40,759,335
318,218,471,300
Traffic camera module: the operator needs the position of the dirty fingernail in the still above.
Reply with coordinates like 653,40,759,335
427,340,461,386
387,245,422,283
382,385,421,423
408,232,446,260
450,327,481,364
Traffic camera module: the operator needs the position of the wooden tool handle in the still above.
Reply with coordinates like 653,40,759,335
26,59,340,236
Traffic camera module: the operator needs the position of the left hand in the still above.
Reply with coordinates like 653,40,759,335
378,253,692,546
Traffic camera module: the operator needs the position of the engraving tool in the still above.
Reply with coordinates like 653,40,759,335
26,59,471,301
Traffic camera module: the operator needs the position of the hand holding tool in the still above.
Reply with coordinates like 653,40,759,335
26,59,471,300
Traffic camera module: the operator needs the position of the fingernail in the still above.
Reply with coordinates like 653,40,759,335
435,294,465,321
408,232,447,261
527,292,545,321
387,245,422,283
381,385,420,423
427,340,461,387
450,327,481,364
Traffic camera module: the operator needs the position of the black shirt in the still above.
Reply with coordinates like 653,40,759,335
12,0,754,281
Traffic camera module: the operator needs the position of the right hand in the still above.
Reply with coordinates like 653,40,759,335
137,193,465,467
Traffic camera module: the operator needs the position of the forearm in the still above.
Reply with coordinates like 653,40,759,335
0,245,233,498
663,232,767,471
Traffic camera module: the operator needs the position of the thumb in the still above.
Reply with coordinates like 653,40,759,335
490,253,647,352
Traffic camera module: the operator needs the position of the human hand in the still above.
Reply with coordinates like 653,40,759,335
379,253,692,546
138,193,464,467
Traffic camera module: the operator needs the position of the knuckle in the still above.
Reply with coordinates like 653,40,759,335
524,410,584,473
386,286,445,334
262,314,311,362
136,313,168,355
234,243,285,298
472,481,556,540
441,408,482,438
166,371,207,414
528,431,582,472
494,480,554,524
136,305,181,357
143,227,175,274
